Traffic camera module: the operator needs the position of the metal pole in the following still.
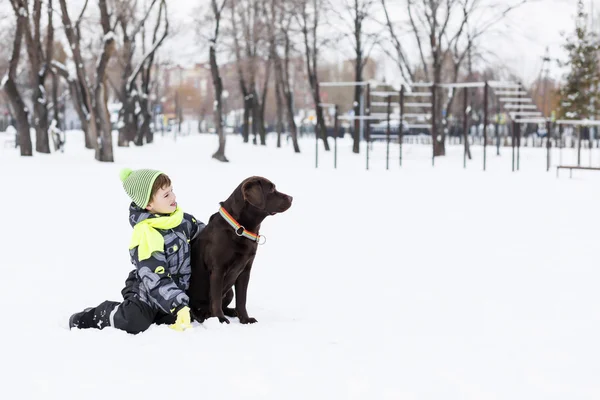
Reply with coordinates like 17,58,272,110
386,95,391,170
512,120,516,172
366,83,371,171
334,105,339,169
463,87,468,169
517,122,521,171
483,81,489,171
431,83,436,167
495,102,500,156
546,120,551,171
399,85,405,167
315,104,320,169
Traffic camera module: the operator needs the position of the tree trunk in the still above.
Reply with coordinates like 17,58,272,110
4,79,33,156
275,74,283,148
33,81,50,153
242,98,251,143
352,23,362,154
58,0,100,152
52,61,90,148
3,17,32,156
284,89,300,153
210,43,228,162
94,80,114,161
432,63,446,157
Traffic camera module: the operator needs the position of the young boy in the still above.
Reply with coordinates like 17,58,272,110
69,168,205,334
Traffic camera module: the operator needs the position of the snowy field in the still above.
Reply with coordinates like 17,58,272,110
1,130,599,400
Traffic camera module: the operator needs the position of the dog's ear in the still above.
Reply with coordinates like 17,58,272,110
242,178,266,209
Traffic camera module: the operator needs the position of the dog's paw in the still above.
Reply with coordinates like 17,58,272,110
239,317,258,324
217,316,230,324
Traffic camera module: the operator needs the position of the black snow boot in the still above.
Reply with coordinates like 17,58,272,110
69,307,95,329
69,301,119,330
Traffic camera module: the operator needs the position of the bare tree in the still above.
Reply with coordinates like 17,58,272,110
138,0,168,144
113,0,167,147
3,2,32,156
209,0,229,162
265,0,300,152
334,0,379,154
297,0,330,151
231,0,259,144
20,0,54,154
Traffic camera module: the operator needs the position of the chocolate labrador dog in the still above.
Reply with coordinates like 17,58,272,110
188,176,293,324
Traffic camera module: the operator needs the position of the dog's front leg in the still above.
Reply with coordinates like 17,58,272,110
235,260,257,324
209,268,229,324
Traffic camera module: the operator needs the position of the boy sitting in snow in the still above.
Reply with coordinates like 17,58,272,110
69,168,206,334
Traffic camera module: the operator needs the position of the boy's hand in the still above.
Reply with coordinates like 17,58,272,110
169,306,192,331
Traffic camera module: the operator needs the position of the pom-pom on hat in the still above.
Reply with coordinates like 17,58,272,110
120,168,163,209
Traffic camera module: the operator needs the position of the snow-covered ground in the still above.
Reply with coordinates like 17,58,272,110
1,130,599,400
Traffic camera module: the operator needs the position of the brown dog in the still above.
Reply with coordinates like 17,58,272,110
188,176,293,324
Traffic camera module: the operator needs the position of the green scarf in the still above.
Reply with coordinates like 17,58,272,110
129,207,184,261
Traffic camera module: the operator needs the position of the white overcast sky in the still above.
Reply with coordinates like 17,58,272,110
16,0,599,87
162,0,591,86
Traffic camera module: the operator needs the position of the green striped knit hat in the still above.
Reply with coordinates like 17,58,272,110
119,168,162,209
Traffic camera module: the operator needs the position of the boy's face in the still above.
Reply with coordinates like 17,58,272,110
146,185,177,214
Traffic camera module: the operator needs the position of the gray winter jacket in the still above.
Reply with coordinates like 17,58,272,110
122,203,206,313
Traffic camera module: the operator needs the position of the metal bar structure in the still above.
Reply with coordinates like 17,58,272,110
483,81,489,171
499,97,532,103
494,90,529,96
514,118,548,123
509,111,544,117
439,82,485,88
512,120,516,171
337,115,387,121
495,100,500,156
403,92,432,97
386,95,391,170
555,119,600,125
334,105,339,169
371,91,399,97
404,103,432,108
366,83,371,171
315,104,320,169
488,81,521,88
546,120,551,172
503,104,538,110
399,86,404,167
431,83,436,166
463,87,469,169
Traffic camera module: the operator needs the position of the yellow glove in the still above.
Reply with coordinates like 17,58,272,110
169,306,192,331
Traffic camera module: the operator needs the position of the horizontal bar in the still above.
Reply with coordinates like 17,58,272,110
370,91,397,97
371,102,393,106
402,113,430,118
404,103,432,107
318,103,336,107
438,82,485,88
503,104,537,109
406,124,433,128
514,118,548,123
404,92,432,97
488,81,521,88
555,119,600,126
499,98,532,103
338,115,387,121
509,111,543,117
494,90,529,95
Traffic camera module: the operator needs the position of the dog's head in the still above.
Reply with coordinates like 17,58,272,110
240,176,293,215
